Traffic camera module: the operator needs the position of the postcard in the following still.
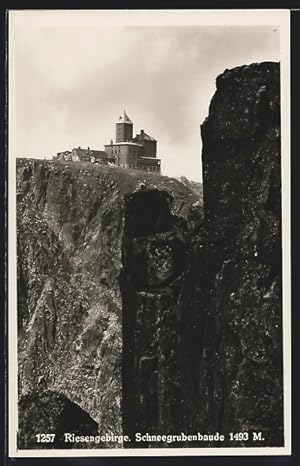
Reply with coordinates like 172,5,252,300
8,9,291,457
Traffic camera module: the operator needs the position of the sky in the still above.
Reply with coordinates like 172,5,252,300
11,12,281,181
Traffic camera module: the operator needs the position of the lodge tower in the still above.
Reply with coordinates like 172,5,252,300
105,111,161,173
116,111,133,143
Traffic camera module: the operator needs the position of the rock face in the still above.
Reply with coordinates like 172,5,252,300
121,62,283,447
18,391,99,449
16,61,283,450
16,160,201,448
121,189,199,445
199,62,282,446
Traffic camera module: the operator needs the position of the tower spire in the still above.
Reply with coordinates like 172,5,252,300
116,111,133,125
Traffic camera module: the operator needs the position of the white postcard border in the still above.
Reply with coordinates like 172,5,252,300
8,8,291,458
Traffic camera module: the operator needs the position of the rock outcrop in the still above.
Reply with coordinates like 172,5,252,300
198,62,282,446
16,61,283,450
121,189,199,445
16,161,202,448
120,62,283,447
18,391,99,449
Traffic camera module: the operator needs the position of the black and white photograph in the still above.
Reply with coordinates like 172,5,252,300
8,9,291,457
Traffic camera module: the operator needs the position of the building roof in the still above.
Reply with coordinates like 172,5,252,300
57,150,71,155
116,110,133,125
133,131,156,142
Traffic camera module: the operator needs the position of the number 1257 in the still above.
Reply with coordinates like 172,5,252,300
35,433,56,443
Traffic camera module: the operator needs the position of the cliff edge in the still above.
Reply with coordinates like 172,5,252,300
16,160,202,447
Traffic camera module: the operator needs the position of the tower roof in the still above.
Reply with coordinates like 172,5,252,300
116,110,133,125
132,130,156,142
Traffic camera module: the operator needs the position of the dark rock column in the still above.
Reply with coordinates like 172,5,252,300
121,190,189,446
198,62,283,446
120,62,283,448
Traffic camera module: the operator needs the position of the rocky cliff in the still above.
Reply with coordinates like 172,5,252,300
16,161,202,448
121,62,283,448
16,61,283,450
199,62,282,446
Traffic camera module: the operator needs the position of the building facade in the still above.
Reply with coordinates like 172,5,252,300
56,147,114,164
104,111,161,173
70,147,113,164
55,111,161,174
